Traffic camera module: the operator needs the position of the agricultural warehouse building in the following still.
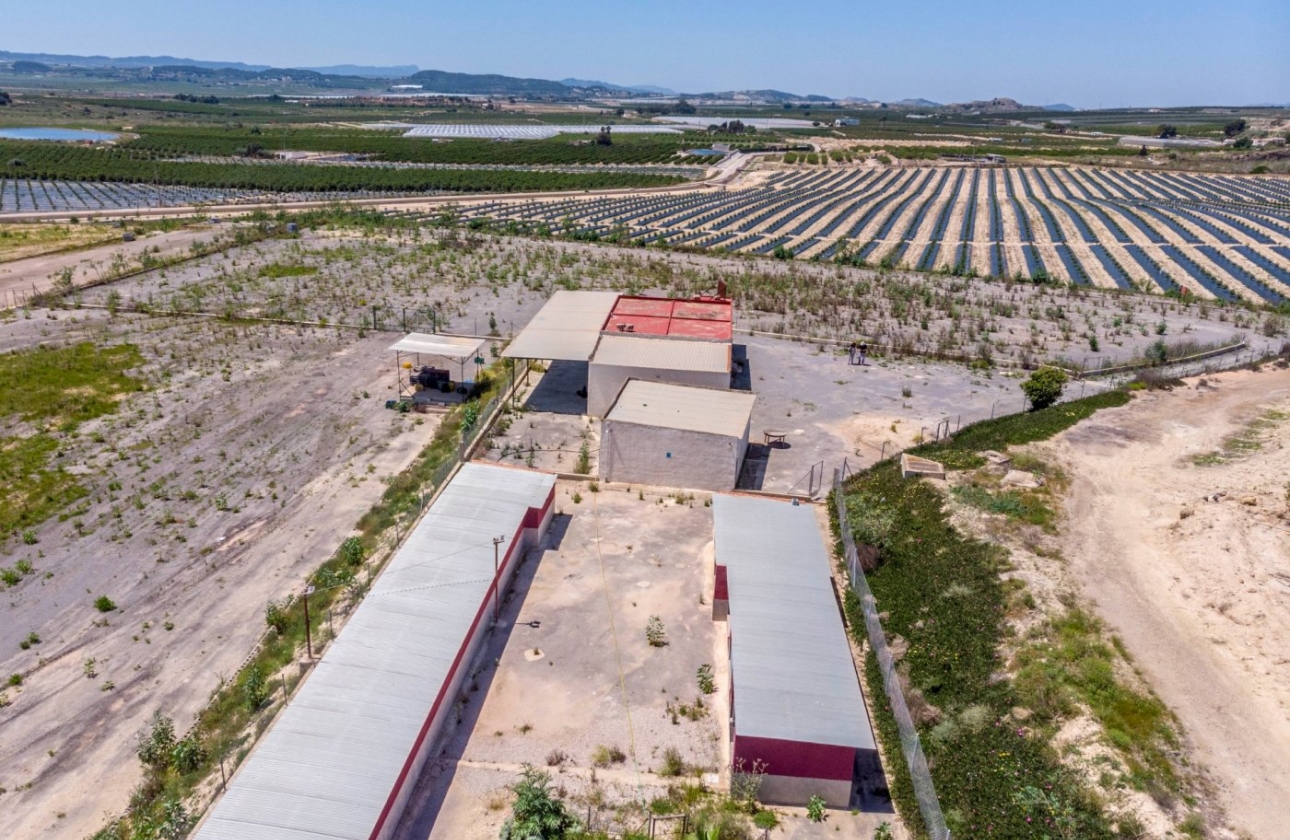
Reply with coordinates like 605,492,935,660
505,290,737,416
712,494,878,808
191,463,556,840
599,380,754,491
587,333,732,417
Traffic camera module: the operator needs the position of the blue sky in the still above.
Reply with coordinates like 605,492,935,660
8,0,1289,107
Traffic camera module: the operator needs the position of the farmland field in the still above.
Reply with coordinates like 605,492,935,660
453,163,1290,303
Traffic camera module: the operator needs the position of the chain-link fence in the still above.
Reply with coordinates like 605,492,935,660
834,468,951,840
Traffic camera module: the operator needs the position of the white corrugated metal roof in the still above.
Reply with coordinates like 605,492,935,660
714,494,875,750
502,290,620,361
388,333,486,359
592,334,730,373
606,380,754,438
193,463,555,840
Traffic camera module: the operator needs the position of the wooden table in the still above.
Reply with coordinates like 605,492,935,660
763,429,788,447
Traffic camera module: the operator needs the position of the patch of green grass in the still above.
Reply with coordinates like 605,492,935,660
0,343,144,537
1014,608,1179,791
1192,408,1287,466
952,483,1056,530
258,263,318,279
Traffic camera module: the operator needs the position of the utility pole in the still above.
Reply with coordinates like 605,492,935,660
492,536,506,622
303,585,316,659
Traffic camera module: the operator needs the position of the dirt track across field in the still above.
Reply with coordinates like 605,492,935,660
1047,369,1290,839
0,227,215,303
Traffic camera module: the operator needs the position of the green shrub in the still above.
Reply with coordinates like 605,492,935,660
500,765,578,840
264,598,290,635
242,666,269,711
696,663,716,694
171,734,207,775
658,746,685,777
338,536,365,567
136,712,176,770
1020,367,1068,410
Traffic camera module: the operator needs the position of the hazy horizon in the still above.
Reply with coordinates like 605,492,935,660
7,0,1289,108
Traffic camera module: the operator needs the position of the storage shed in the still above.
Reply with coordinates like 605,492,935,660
191,464,556,840
599,381,754,491
587,334,732,417
713,494,877,808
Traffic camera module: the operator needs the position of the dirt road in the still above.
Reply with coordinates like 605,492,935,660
0,227,215,304
1047,369,1290,839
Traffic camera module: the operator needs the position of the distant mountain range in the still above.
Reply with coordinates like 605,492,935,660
303,64,419,78
561,78,676,95
0,50,414,77
0,49,1098,110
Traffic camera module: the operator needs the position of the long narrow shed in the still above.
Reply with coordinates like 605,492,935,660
712,494,877,808
192,463,556,840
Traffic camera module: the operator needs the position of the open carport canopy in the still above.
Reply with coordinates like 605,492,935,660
388,333,486,360
501,290,620,361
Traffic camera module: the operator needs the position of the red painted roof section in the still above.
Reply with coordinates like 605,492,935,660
604,295,733,341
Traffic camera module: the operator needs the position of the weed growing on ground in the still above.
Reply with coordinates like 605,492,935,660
696,664,716,695
591,744,627,767
645,616,668,647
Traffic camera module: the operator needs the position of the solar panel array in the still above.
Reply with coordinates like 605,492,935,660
453,166,1290,304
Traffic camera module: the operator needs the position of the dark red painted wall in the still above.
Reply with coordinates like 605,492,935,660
732,734,855,782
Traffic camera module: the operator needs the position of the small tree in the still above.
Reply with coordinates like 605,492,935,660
1021,367,1067,410
136,712,177,771
500,765,578,840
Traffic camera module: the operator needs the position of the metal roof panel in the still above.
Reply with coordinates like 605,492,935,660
606,380,754,438
192,464,555,840
714,494,875,750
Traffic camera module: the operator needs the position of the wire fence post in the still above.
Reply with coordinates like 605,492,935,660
834,468,951,840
